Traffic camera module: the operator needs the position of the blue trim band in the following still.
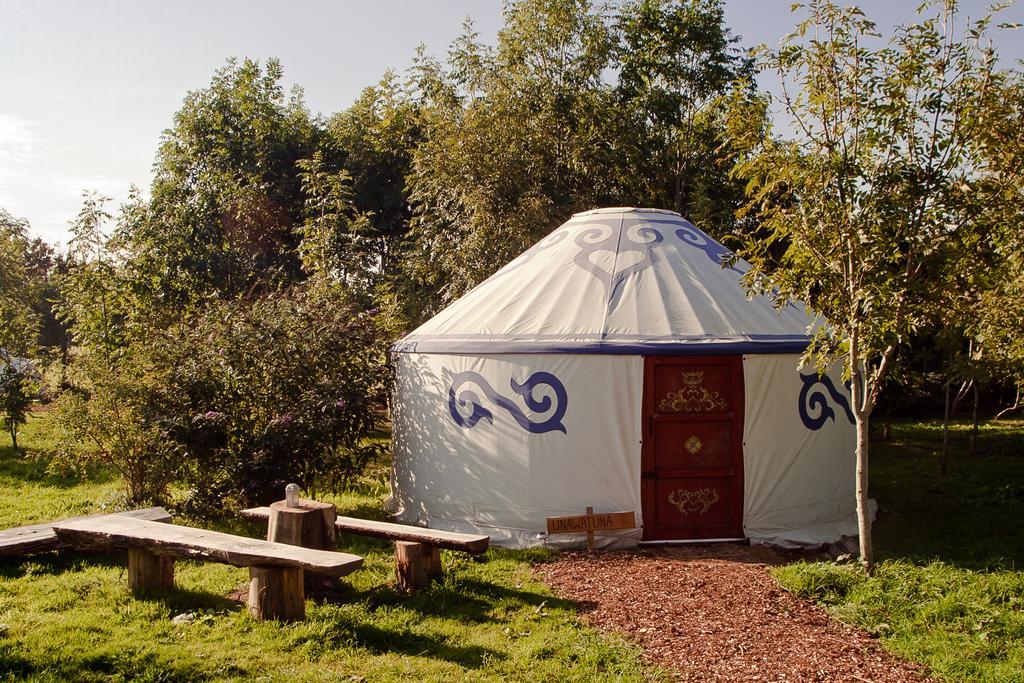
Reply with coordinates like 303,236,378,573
392,339,810,355
400,332,808,342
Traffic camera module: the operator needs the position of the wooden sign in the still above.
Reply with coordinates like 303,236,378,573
546,507,636,550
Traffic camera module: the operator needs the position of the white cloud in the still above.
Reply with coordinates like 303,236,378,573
0,112,145,244
0,116,148,245
0,114,41,176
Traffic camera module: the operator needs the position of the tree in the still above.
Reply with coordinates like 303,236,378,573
976,259,1024,418
407,1,618,314
131,58,324,304
0,361,35,451
404,0,757,325
53,193,176,503
0,209,38,358
614,0,754,230
60,194,128,364
0,209,41,449
328,71,421,283
24,237,71,375
971,70,1024,419
729,0,1010,572
296,152,375,295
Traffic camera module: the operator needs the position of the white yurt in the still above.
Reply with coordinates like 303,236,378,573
389,207,857,548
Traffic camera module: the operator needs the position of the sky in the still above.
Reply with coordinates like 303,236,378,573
1,0,1021,247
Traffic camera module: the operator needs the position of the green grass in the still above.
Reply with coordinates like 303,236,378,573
872,419,1024,570
0,415,121,527
0,413,661,682
10,412,1022,682
773,419,1024,682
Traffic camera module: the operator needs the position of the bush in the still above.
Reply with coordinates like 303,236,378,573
0,359,38,451
53,349,177,504
54,277,388,511
156,282,388,512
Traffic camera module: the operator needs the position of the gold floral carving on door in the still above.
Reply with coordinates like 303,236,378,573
658,371,728,413
667,488,720,515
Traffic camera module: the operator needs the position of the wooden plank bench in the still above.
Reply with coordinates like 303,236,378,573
241,505,489,589
0,507,172,557
52,516,363,621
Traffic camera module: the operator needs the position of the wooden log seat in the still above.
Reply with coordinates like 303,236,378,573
0,507,172,557
266,499,336,550
241,506,489,590
52,516,362,621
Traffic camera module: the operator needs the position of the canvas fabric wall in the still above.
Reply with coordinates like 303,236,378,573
390,352,645,548
390,351,859,548
741,355,859,546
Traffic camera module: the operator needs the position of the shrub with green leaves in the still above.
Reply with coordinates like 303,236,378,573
53,351,175,504
157,281,388,512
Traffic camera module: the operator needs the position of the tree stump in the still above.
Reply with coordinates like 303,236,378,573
266,500,336,550
264,497,339,604
248,566,305,621
395,541,442,590
127,549,174,594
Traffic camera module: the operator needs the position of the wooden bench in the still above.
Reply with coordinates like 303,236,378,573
0,507,171,557
52,516,363,621
241,506,489,589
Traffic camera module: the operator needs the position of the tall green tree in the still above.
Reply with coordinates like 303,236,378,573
54,62,396,504
296,151,373,292
977,257,1024,417
0,361,34,451
407,0,618,313
404,0,756,324
729,0,1010,571
23,237,70,370
328,71,421,282
61,194,127,364
54,193,177,503
973,70,1024,417
614,0,754,229
0,209,39,450
0,209,38,358
131,58,323,304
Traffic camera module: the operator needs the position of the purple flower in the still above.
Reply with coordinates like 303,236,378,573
335,398,346,411
274,413,295,426
366,308,379,316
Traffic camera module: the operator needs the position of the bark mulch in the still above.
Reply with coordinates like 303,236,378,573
535,544,931,682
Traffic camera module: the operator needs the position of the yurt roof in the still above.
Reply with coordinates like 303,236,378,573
397,207,816,355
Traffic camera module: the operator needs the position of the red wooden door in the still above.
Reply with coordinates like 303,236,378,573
641,356,745,541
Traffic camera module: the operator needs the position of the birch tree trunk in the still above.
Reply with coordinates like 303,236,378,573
854,411,873,573
849,334,874,574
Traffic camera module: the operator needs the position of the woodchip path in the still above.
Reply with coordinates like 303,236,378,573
535,544,931,682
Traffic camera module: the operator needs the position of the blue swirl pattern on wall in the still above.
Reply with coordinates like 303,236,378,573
798,372,855,430
448,370,568,434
